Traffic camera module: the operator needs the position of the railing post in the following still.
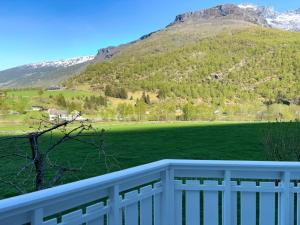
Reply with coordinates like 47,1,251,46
223,170,231,225
109,184,121,225
31,208,43,225
161,167,175,225
280,171,291,225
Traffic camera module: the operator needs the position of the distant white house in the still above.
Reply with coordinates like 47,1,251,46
70,110,87,121
48,108,68,121
31,106,44,111
48,109,86,122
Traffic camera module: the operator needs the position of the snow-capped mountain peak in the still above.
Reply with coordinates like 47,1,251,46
238,3,300,32
28,56,94,69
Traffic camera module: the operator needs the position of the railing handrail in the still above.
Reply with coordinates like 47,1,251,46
168,159,300,170
2,159,300,222
0,159,170,214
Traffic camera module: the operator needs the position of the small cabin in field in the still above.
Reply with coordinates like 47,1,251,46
46,86,61,91
48,109,86,122
48,108,68,121
31,106,44,111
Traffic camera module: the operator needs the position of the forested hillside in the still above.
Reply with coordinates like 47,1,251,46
67,25,300,120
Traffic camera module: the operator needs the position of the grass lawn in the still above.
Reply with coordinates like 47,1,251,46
0,121,270,199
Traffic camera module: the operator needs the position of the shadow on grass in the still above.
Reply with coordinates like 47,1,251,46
0,121,289,198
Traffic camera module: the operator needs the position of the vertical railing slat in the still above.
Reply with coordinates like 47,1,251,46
124,190,138,225
174,180,183,225
62,209,83,225
161,168,174,225
43,218,57,225
223,170,231,225
290,184,295,225
31,208,43,225
86,202,105,225
186,180,200,225
140,185,153,225
108,184,121,225
154,182,162,225
231,181,238,225
241,181,256,225
259,182,276,225
280,172,291,225
203,180,219,225
297,184,300,225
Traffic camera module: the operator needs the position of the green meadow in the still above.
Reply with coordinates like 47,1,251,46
0,121,270,199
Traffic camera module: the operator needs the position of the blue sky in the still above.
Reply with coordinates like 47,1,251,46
0,0,298,70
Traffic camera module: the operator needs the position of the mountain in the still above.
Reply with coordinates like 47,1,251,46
67,4,300,106
0,56,94,88
1,3,300,90
89,4,300,63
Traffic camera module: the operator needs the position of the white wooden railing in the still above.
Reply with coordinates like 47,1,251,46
1,160,300,225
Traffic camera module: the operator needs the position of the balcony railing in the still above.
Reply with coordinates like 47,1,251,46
1,160,300,225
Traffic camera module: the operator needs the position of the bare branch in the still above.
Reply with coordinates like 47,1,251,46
45,123,91,155
0,115,115,194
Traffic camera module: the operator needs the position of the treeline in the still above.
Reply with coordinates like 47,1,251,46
55,94,107,112
105,86,127,99
97,102,300,122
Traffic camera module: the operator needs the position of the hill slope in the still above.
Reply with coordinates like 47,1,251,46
68,10,300,106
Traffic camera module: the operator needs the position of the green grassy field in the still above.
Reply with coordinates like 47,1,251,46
0,121,271,199
6,89,93,98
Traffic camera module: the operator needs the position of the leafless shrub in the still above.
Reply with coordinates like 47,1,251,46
0,116,119,194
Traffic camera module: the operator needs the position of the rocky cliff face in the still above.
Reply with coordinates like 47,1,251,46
94,46,122,62
170,4,270,27
170,4,300,32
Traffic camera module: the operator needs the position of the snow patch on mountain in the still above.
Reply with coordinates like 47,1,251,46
28,56,94,69
238,3,300,32
238,3,258,10
267,11,300,32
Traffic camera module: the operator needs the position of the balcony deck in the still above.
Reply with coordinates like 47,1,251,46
1,159,300,225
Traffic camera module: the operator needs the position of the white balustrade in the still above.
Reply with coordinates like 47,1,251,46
1,160,300,225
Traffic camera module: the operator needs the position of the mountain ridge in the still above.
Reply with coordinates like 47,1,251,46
1,3,300,89
0,56,94,88
93,3,300,63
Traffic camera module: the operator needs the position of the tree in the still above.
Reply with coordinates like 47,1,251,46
14,100,27,114
135,99,146,121
105,86,127,99
56,94,67,108
38,89,44,96
141,92,151,105
158,88,167,99
105,85,114,97
118,88,128,99
0,117,118,193
183,103,198,121
117,103,134,120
